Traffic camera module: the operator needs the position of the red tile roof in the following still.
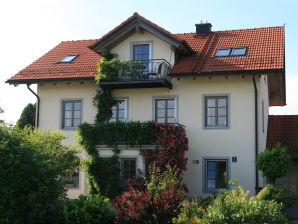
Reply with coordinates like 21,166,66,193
8,39,102,82
267,115,298,159
7,13,284,83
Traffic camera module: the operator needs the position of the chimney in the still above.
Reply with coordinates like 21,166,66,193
195,23,212,34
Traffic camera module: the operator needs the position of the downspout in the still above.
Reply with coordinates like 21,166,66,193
27,84,40,128
252,75,259,194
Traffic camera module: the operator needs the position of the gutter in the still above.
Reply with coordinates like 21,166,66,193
27,84,40,128
252,75,259,194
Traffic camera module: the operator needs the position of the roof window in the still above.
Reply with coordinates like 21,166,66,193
215,47,247,57
59,55,78,63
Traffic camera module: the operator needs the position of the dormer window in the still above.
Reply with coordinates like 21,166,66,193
215,47,247,57
59,55,78,63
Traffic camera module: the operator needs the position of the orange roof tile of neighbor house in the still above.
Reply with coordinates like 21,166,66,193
7,13,285,104
267,115,298,159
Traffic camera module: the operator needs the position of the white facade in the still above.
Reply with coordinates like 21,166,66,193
37,31,270,198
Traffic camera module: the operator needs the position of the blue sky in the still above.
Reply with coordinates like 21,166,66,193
0,0,297,123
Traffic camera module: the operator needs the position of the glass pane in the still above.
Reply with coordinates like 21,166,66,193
64,111,72,119
74,111,81,119
157,109,165,117
118,109,125,119
157,100,165,108
218,117,227,126
74,102,81,110
207,180,216,188
167,109,175,117
64,119,71,127
207,108,216,116
134,46,143,54
207,161,216,170
134,55,143,61
73,119,81,127
142,45,149,54
208,170,216,179
232,47,246,56
111,109,116,119
64,102,72,110
216,180,227,188
167,100,175,108
142,55,149,61
218,98,227,107
118,100,126,109
207,117,216,126
218,108,226,116
167,117,176,123
216,161,227,188
157,118,165,123
216,49,230,57
207,99,216,107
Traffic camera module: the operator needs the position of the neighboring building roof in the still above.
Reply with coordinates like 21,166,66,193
267,115,298,159
6,13,285,106
8,39,101,83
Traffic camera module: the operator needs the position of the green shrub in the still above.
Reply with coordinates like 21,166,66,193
203,186,288,224
0,125,79,224
257,184,297,207
257,142,292,184
63,195,115,224
17,103,36,128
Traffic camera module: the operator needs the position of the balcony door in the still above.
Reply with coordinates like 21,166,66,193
133,44,151,74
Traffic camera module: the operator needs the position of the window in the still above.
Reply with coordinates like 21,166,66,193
205,159,228,191
62,162,80,188
215,48,231,57
121,158,136,181
62,100,82,128
133,44,150,61
204,96,228,128
59,54,77,63
215,47,247,57
110,99,127,122
154,97,177,123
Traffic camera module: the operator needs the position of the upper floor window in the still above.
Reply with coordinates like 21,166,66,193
204,96,229,128
215,47,247,57
154,97,177,123
204,158,229,192
110,99,127,122
59,54,78,63
133,44,150,61
62,100,82,129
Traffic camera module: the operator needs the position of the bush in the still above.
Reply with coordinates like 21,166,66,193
113,164,186,224
63,195,115,224
257,142,292,184
172,200,204,224
0,125,79,224
257,184,297,207
202,186,288,224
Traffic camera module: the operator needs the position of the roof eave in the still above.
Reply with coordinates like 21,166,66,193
6,76,95,85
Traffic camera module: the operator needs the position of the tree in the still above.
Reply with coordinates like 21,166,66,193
257,142,292,184
17,103,36,128
0,124,79,224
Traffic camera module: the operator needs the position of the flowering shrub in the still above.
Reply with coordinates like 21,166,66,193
113,165,186,224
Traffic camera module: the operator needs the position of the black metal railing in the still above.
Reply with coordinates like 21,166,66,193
118,59,171,81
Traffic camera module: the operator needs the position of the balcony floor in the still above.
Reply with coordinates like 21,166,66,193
99,79,172,89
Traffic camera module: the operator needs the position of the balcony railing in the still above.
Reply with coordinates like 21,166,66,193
99,59,172,89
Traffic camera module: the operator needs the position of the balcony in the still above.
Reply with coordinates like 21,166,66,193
99,59,172,89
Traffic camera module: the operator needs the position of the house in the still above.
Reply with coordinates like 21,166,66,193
267,115,298,196
6,13,286,199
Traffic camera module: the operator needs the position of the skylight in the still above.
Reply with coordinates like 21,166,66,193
215,47,247,57
59,55,78,63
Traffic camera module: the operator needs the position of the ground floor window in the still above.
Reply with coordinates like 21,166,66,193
62,166,80,189
204,158,229,192
121,158,137,185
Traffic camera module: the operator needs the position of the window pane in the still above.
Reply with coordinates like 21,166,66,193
74,111,81,119
218,98,227,107
208,170,216,179
73,119,81,127
123,159,136,179
142,45,149,54
207,99,216,107
157,118,165,123
118,100,126,109
134,46,143,54
64,102,72,110
218,108,226,116
207,180,216,188
207,117,216,126
167,100,175,108
216,49,230,57
157,100,166,108
74,102,81,110
64,119,72,127
231,47,246,56
157,109,165,117
167,109,175,117
207,108,216,116
207,161,216,170
64,111,72,119
218,117,227,126
167,118,176,123
118,109,125,119
111,109,116,119
216,161,227,188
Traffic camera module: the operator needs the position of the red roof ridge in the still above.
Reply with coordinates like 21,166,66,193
61,39,99,43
